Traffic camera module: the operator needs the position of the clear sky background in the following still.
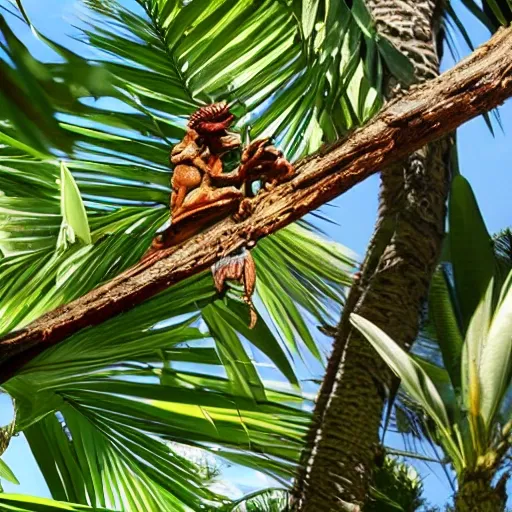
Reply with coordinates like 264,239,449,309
0,0,511,509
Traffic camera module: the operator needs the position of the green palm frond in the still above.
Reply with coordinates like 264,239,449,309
79,0,398,156
457,0,512,34
389,180,512,474
0,0,361,374
3,248,322,508
5,278,310,507
481,0,512,31
0,416,14,457
493,228,512,284
0,494,117,511
0,1,119,157
228,488,290,511
0,0,369,334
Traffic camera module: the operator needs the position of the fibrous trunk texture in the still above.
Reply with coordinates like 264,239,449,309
1,24,512,385
455,472,508,512
293,1,451,510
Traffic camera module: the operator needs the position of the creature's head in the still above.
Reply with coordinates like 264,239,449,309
188,102,235,134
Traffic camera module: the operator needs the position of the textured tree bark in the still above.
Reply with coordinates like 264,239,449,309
1,24,512,385
455,472,508,512
292,1,452,510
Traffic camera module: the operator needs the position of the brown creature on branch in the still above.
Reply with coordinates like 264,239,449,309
146,102,294,327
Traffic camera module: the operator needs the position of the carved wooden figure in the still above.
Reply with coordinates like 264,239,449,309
145,102,294,327
169,127,243,225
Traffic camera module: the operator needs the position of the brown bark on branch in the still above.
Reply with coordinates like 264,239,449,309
1,26,512,384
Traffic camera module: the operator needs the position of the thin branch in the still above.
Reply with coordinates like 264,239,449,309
2,26,512,384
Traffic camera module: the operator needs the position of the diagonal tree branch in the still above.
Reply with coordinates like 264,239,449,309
2,26,512,385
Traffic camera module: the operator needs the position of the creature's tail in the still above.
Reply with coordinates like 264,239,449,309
211,247,258,329
243,295,258,329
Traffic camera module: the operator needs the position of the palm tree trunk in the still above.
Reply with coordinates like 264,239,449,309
293,1,451,509
455,472,508,512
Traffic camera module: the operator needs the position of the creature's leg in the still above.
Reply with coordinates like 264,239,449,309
236,138,278,191
240,139,270,170
208,165,245,187
233,198,253,221
212,138,271,187
207,155,247,188
275,156,295,179
241,138,271,162
171,164,202,214
172,186,188,215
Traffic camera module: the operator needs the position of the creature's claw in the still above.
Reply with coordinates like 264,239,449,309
211,248,257,328
239,138,295,191
233,198,253,221
241,137,271,165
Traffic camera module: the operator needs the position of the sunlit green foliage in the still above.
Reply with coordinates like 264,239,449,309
353,178,512,491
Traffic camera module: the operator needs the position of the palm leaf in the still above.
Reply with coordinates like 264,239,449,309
493,228,512,288
444,3,503,132
24,408,222,511
0,8,116,156
0,458,19,486
351,314,468,472
0,494,116,511
4,271,312,507
479,270,512,430
449,175,495,333
427,267,464,391
228,488,290,511
458,0,512,34
350,314,452,434
482,0,512,30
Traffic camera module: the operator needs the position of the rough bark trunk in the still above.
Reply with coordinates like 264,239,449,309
455,472,508,512
293,1,451,510
1,24,512,386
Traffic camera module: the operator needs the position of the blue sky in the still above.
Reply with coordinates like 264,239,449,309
0,0,511,509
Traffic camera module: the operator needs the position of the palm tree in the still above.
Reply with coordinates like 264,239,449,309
0,0,411,510
352,176,512,510
292,0,512,508
292,0,450,507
